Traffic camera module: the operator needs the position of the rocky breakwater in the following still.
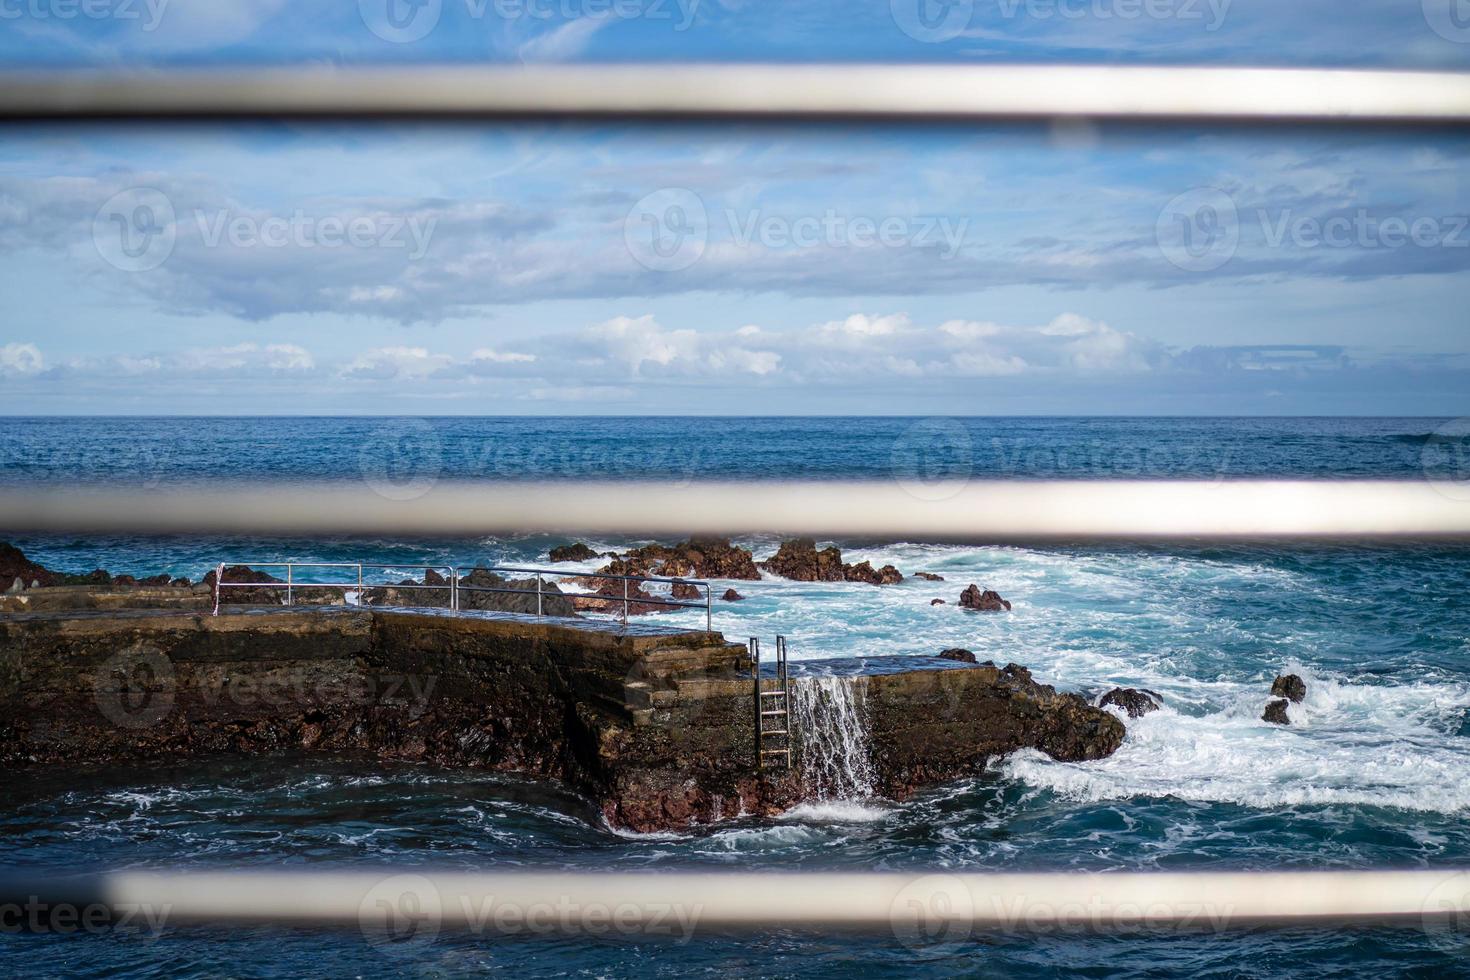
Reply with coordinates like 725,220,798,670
0,604,1124,833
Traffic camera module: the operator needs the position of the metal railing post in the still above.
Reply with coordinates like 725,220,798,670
706,585,712,633
451,567,459,611
357,564,363,600
286,563,293,607
622,578,629,624
212,561,224,616
536,575,543,617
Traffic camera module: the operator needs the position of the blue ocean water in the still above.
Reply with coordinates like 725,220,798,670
2,417,1469,977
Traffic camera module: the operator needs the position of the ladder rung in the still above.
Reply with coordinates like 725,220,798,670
759,710,787,716
759,690,787,697
761,729,789,736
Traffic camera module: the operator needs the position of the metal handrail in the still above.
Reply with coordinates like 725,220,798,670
211,561,716,631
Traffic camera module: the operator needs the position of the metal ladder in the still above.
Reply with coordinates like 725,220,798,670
752,635,792,770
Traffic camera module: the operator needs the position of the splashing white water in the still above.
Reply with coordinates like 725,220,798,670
792,675,876,801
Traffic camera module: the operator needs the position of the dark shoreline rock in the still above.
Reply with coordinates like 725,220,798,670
602,537,760,581
1271,673,1306,703
1262,699,1291,725
958,585,1011,612
0,606,1125,833
759,538,845,582
1098,687,1161,719
937,648,978,664
912,572,944,582
721,588,745,602
549,543,600,563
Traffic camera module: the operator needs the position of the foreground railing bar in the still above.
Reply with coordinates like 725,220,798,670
214,580,710,613
1,870,1467,931
3,64,1470,125
30,481,1470,540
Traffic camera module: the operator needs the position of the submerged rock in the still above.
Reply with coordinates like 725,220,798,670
721,588,745,602
930,598,946,605
549,542,600,563
759,538,846,582
958,585,1011,612
912,572,944,581
938,648,978,664
1098,687,1161,719
1271,673,1307,703
1262,698,1291,725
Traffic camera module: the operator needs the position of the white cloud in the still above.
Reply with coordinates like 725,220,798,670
0,342,42,376
471,349,537,364
341,347,452,380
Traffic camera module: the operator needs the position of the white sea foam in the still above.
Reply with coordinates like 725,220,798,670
780,800,890,823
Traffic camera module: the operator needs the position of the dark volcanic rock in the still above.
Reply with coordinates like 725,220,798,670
549,543,600,563
139,574,172,586
1098,687,1161,719
605,537,760,581
721,588,745,602
1271,673,1307,703
203,565,285,605
0,542,59,589
958,585,1011,612
0,606,1126,834
1262,698,1291,725
759,538,846,582
912,572,944,581
843,561,904,586
458,568,577,617
930,598,946,605
938,648,977,664
573,578,666,616
670,581,702,601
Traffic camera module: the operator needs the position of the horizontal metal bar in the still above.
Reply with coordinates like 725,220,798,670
14,481,1469,540
456,583,706,611
4,870,1466,931
491,564,709,587
2,64,1469,125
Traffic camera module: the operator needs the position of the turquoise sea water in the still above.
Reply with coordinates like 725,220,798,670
2,417,1469,977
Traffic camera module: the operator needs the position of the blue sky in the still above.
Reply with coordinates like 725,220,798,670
0,2,1467,414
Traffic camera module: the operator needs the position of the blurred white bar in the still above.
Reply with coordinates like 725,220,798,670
0,481,1465,539
42,869,1463,929
2,64,1469,124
